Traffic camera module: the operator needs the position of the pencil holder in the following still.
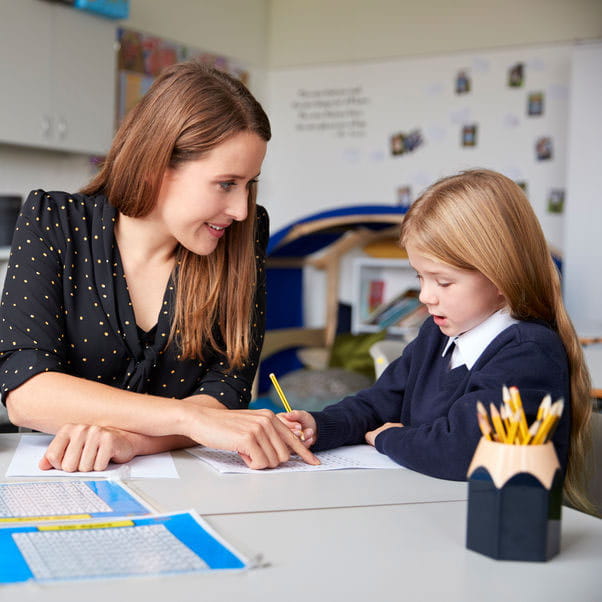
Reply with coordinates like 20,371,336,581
465,438,563,562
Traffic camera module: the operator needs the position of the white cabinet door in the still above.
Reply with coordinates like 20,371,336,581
51,4,116,154
0,0,116,154
0,0,53,148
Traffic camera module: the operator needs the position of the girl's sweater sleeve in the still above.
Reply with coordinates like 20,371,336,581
310,340,414,451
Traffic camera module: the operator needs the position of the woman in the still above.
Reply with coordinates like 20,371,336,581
1,60,318,471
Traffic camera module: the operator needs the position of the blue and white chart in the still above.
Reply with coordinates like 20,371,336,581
0,479,153,523
0,511,249,584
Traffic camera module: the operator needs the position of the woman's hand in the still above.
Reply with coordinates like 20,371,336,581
277,410,317,448
183,406,320,469
365,422,404,446
39,424,137,472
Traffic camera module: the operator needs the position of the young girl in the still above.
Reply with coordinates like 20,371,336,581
0,60,318,472
282,169,592,511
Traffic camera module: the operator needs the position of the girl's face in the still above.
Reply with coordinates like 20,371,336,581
152,131,267,256
406,242,505,337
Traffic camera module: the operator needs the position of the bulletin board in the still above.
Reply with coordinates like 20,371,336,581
116,28,250,125
263,43,571,251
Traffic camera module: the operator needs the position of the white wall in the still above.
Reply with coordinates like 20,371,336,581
129,0,269,68
263,44,571,244
268,0,602,67
564,42,602,334
265,1,602,331
127,0,270,101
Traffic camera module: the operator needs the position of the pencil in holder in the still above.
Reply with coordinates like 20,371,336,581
465,438,563,562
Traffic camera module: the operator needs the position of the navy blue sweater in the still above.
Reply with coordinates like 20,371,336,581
311,318,570,481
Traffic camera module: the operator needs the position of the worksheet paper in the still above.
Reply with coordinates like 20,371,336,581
0,511,249,584
5,435,179,479
0,480,153,522
186,444,403,473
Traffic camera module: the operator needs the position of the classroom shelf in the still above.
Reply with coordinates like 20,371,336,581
351,256,420,336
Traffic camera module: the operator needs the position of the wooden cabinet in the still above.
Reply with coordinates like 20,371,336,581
0,0,116,154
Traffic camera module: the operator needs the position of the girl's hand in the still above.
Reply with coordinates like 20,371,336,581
277,409,317,448
39,424,136,472
184,406,320,469
365,422,404,446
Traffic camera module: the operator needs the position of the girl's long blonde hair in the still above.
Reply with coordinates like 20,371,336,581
81,60,271,369
400,169,593,513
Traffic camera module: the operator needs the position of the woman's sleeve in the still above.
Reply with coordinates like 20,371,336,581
0,191,69,403
373,335,570,481
192,205,269,409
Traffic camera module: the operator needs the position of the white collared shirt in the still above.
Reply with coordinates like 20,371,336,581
441,309,519,370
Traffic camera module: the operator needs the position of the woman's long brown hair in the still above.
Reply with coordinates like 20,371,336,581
400,169,594,514
81,60,271,369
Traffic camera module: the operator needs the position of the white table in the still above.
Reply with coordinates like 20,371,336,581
0,434,467,514
1,433,601,601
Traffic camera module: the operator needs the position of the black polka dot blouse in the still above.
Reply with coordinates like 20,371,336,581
0,190,268,409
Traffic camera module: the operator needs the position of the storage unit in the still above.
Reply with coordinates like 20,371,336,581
351,256,420,336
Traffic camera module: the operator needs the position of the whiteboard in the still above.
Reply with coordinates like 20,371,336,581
263,43,571,250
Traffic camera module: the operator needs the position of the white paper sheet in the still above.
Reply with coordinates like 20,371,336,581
186,444,403,473
5,435,179,479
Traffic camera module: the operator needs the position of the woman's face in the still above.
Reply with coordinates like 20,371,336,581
152,131,267,256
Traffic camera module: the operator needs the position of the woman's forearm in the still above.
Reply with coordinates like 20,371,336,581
6,371,321,469
122,431,198,456
5,371,209,438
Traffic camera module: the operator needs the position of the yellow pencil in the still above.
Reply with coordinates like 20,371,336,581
525,419,541,445
269,372,306,441
502,385,514,411
500,404,511,432
532,399,563,445
509,386,529,443
269,372,293,412
489,403,507,443
506,410,520,445
536,394,552,422
477,413,493,441
543,400,564,443
476,400,489,421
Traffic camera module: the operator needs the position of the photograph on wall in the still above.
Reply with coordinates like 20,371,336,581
508,62,524,87
536,136,553,160
455,70,471,94
461,124,478,147
547,189,565,214
396,185,412,208
528,92,544,116
390,129,423,156
390,132,404,155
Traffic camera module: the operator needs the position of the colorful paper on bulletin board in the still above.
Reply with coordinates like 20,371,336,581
74,0,130,19
118,72,155,124
116,28,250,123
